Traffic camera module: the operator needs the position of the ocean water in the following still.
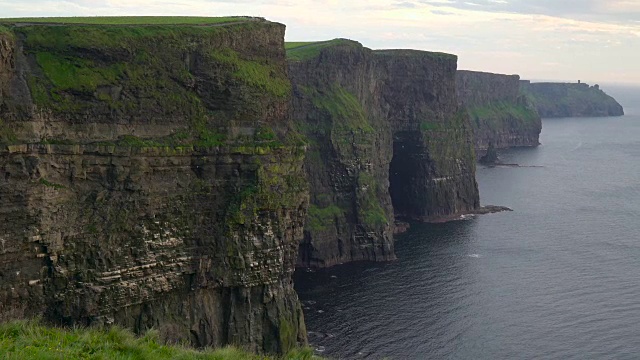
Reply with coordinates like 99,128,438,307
294,85,640,359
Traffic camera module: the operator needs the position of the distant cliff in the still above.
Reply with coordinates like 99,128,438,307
288,40,479,268
457,70,541,151
521,81,624,118
0,18,306,353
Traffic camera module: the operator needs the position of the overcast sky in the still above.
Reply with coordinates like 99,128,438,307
2,0,639,85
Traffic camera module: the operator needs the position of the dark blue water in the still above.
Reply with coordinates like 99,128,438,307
294,86,640,359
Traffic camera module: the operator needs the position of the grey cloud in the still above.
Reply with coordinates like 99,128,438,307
419,0,640,23
394,1,418,8
431,9,454,15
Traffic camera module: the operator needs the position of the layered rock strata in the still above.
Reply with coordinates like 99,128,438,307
0,20,306,353
288,41,480,268
457,70,541,152
520,81,624,118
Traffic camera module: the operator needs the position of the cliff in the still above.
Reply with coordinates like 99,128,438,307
521,81,624,118
288,40,480,267
0,18,307,353
457,70,541,151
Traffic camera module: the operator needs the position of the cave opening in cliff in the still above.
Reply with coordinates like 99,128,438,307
389,132,425,219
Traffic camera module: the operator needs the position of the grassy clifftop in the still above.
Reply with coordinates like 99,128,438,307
0,16,259,25
286,39,361,61
0,16,293,145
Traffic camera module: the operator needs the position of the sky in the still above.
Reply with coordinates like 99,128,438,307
1,0,639,85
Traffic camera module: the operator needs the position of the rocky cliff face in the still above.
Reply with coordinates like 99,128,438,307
289,41,479,267
520,81,624,118
288,41,395,268
0,20,307,353
457,70,541,151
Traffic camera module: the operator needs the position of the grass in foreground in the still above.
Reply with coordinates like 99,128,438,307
0,16,254,25
0,320,320,360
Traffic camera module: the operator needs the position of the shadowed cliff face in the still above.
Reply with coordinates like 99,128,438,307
379,52,479,221
288,42,395,268
521,81,624,118
0,21,306,354
289,42,479,268
457,70,542,152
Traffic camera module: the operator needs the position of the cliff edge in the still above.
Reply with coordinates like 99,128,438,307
521,81,624,118
0,18,307,353
457,70,541,151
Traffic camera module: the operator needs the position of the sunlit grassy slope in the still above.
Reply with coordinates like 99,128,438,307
0,320,321,360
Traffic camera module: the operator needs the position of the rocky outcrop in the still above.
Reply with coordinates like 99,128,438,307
520,81,624,118
457,70,541,152
288,41,479,268
0,20,306,353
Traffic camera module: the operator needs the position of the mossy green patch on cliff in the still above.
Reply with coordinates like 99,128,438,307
0,16,252,25
468,101,539,129
421,110,477,172
17,21,289,125
20,25,212,118
0,119,18,144
286,39,360,61
356,172,388,226
307,204,343,231
209,48,291,98
35,52,121,93
420,121,440,131
307,85,373,133
225,159,307,228
39,178,65,189
225,180,259,226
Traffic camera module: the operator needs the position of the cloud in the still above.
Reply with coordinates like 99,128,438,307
418,0,640,23
0,0,638,84
431,9,454,15
394,1,417,8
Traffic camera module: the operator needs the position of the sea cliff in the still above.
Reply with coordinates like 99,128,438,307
457,70,541,151
0,18,307,353
289,40,480,268
521,81,624,118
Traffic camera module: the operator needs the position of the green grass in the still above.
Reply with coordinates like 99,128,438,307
0,24,12,36
284,42,316,50
307,204,344,231
35,52,120,93
0,118,18,144
0,320,320,360
308,85,373,133
11,21,290,143
420,121,440,131
0,16,253,25
209,48,291,98
38,179,66,189
373,49,457,61
468,101,539,130
286,39,359,61
356,173,388,226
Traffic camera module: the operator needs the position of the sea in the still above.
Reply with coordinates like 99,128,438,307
294,85,640,359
